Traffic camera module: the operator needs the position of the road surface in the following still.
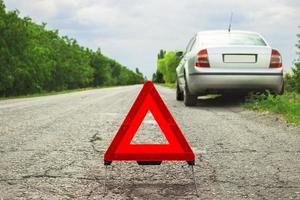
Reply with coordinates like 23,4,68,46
0,85,299,200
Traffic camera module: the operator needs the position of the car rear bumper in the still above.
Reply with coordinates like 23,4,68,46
187,72,283,94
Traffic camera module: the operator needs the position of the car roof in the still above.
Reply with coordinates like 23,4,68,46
197,30,261,36
195,30,269,46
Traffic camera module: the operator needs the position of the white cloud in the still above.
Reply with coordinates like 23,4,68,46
4,0,300,77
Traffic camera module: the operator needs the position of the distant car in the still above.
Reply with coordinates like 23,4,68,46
176,30,284,106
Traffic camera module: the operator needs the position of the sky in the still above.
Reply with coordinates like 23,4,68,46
4,0,300,79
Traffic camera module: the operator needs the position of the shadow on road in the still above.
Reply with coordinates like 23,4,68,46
107,182,198,199
195,94,247,107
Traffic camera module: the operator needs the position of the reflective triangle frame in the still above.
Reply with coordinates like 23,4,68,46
104,81,195,165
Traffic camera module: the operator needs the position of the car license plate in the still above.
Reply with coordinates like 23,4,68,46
223,54,257,63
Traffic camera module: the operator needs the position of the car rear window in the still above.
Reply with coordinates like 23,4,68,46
201,32,267,46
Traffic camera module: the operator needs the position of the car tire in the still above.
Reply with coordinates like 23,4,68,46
183,80,197,106
176,81,183,101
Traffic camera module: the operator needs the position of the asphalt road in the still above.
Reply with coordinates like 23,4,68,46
0,85,299,200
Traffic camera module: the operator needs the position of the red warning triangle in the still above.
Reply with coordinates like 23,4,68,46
104,81,195,164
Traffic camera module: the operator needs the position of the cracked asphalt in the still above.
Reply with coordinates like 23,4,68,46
0,85,299,200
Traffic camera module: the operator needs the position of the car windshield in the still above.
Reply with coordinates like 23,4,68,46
201,32,267,46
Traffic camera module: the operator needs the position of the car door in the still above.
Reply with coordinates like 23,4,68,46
177,36,196,89
176,58,185,86
182,36,196,81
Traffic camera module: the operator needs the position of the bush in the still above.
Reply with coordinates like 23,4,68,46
152,70,165,83
245,92,300,124
156,50,181,84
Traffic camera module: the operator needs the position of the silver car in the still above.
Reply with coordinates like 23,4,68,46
176,30,284,106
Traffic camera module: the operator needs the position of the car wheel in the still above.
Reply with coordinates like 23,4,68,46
176,81,183,101
183,81,197,106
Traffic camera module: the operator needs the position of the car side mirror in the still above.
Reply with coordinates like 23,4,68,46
176,51,184,58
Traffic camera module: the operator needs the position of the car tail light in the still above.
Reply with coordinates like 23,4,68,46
269,49,282,68
195,49,210,68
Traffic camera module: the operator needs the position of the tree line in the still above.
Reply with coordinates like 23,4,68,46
0,1,144,97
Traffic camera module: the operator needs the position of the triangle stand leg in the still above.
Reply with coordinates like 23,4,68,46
190,165,199,197
103,165,108,197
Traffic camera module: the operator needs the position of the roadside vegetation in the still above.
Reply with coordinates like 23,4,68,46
0,1,144,97
245,92,300,124
152,49,180,85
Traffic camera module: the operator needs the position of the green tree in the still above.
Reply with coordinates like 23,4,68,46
157,49,166,59
286,28,300,93
90,49,113,86
152,70,164,83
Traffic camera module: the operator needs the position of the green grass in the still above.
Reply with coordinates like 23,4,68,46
0,86,113,101
245,92,300,125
